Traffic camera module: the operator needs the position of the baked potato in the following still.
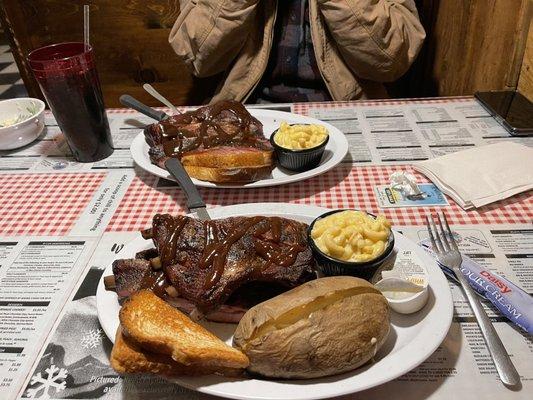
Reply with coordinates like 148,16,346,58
232,276,390,379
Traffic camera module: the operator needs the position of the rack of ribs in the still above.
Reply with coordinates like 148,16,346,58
110,214,316,323
144,100,274,183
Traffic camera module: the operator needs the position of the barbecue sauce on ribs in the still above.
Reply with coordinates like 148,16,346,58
139,271,168,298
145,214,315,312
111,214,316,320
159,100,269,158
157,215,307,293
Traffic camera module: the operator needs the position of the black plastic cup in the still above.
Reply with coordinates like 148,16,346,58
307,209,395,281
27,42,113,162
270,125,329,172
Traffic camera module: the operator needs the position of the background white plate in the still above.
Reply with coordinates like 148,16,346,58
96,203,453,400
130,109,349,188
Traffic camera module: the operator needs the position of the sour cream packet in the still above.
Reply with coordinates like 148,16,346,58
420,240,533,334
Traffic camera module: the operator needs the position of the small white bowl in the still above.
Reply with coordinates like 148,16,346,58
375,277,429,314
0,98,45,150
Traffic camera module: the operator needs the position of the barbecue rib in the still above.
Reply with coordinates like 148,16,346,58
111,214,316,321
144,101,274,182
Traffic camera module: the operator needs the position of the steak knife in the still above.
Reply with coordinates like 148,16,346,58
119,94,168,121
165,158,211,221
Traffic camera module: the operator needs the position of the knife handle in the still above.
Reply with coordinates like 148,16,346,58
119,94,168,121
164,158,206,211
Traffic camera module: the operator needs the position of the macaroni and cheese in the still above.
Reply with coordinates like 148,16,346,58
274,122,328,150
311,211,391,262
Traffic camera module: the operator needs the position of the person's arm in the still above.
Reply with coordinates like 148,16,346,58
317,0,425,82
169,0,260,78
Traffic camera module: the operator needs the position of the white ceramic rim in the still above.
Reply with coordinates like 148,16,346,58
96,203,453,400
130,109,349,189
0,98,45,130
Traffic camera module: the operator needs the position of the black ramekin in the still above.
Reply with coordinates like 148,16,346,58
307,209,395,281
270,125,329,172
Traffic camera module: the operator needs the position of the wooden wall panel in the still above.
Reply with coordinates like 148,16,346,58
409,0,532,97
0,0,532,104
0,1,219,107
518,17,533,100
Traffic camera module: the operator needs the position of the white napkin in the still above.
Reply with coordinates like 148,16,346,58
413,142,533,209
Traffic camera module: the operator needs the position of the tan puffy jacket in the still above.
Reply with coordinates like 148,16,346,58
169,0,425,103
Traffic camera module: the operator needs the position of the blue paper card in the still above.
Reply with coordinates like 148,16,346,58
374,183,449,208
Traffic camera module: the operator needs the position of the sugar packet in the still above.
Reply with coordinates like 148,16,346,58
420,240,533,334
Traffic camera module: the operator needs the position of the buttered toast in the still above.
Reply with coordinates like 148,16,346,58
181,146,273,182
111,329,198,376
118,290,249,371
183,164,274,183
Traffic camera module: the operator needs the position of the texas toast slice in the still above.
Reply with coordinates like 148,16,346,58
119,290,249,369
181,146,273,182
111,329,198,376
110,329,244,377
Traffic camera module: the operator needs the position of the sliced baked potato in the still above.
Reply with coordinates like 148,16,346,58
233,276,390,379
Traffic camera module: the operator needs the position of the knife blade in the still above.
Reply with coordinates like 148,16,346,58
164,158,211,220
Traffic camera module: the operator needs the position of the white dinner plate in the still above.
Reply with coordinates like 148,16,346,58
130,109,349,188
96,203,453,400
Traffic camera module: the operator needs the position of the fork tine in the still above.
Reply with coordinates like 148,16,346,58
441,212,459,251
429,214,444,253
437,213,450,251
426,215,442,253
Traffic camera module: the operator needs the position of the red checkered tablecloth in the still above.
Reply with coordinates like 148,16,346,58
106,165,532,232
0,173,106,235
2,97,530,400
291,96,475,115
0,97,531,236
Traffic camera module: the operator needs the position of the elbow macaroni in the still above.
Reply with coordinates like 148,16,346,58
274,122,328,150
311,211,391,262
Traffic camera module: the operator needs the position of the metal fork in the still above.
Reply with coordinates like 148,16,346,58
426,213,520,387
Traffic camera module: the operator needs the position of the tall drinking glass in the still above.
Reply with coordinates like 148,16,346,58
27,42,113,162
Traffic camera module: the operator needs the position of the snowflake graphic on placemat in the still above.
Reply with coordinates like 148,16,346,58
25,365,68,399
81,328,104,349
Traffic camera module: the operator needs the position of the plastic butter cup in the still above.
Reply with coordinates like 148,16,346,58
375,277,429,314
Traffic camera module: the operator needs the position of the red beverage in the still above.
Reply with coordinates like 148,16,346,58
27,42,113,162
